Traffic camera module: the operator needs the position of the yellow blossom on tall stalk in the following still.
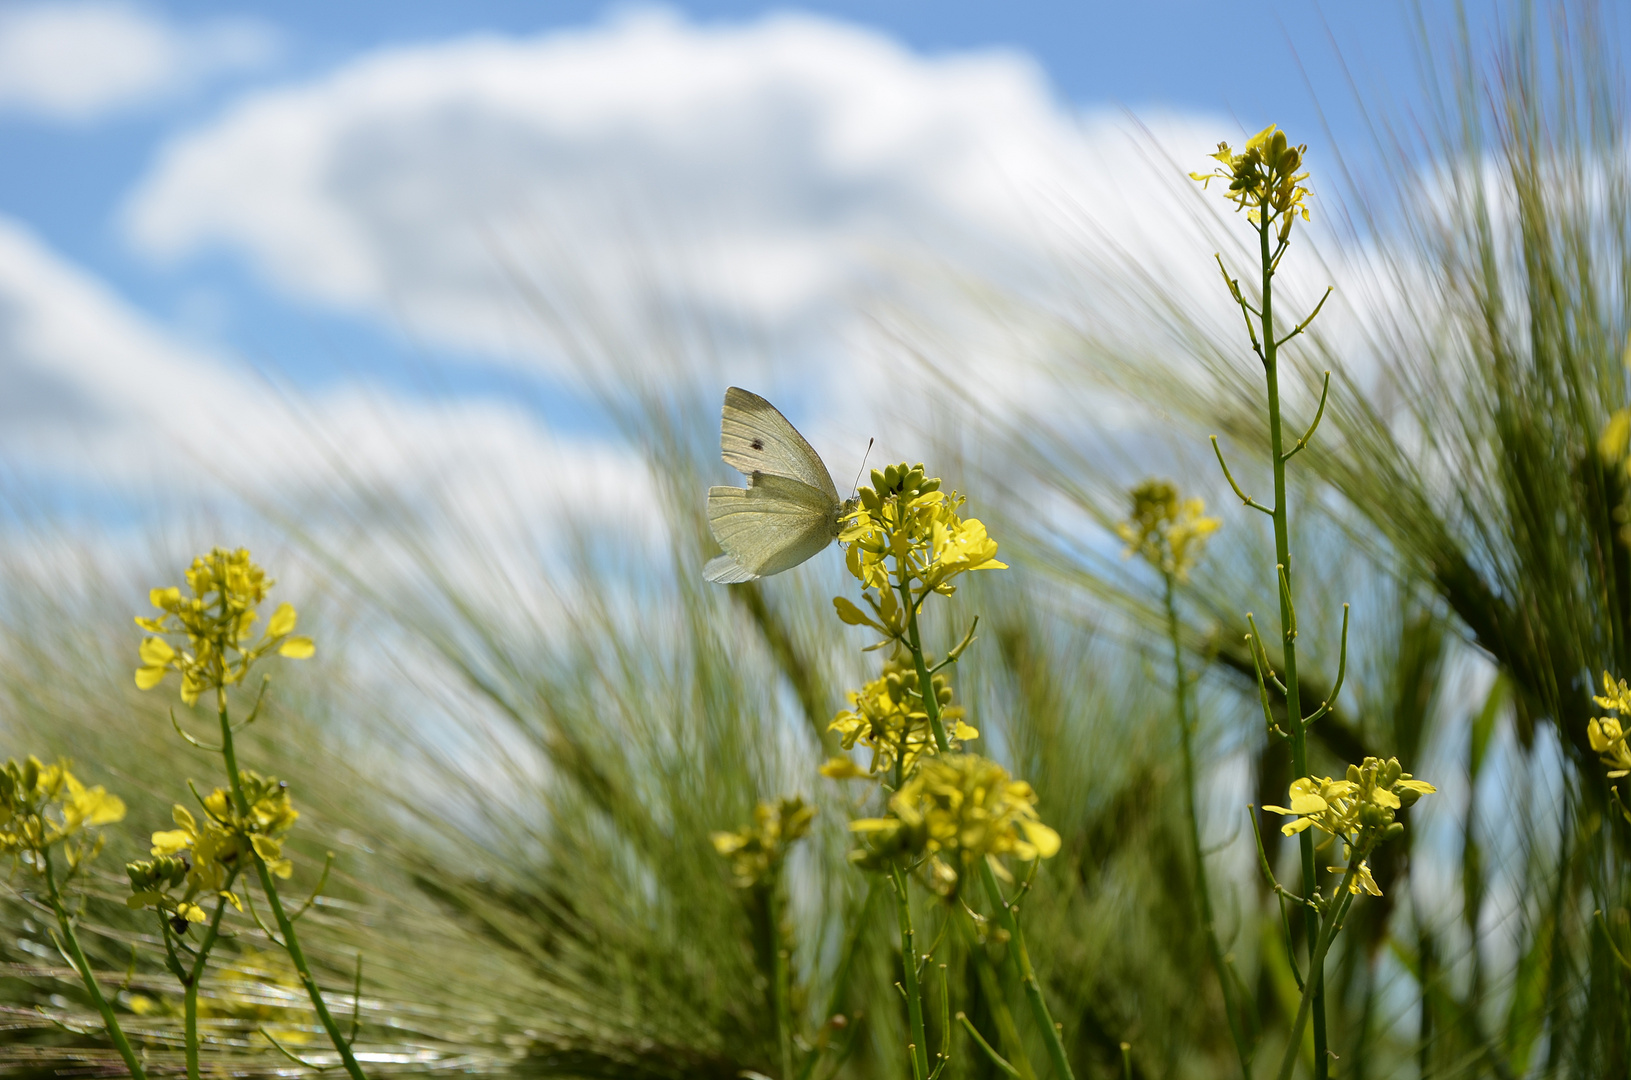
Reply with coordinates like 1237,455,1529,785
0,756,125,867
822,660,979,780
838,462,1005,619
1590,671,1631,777
1263,757,1435,896
1190,123,1312,233
0,757,145,1079
848,754,1061,892
1117,479,1219,582
134,547,314,705
133,547,369,1080
710,795,815,888
131,769,300,929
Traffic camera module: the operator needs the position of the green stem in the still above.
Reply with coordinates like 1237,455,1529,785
896,567,1073,1080
770,873,795,1080
218,696,369,1080
890,866,932,1080
1258,213,1326,1080
181,874,241,1080
900,579,950,753
1274,861,1362,1080
977,865,1073,1080
1165,576,1252,1080
40,846,148,1080
959,908,1036,1080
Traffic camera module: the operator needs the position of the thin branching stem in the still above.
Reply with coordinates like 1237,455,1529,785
1253,208,1328,1077
890,865,931,1080
959,1012,1023,1078
1165,576,1252,1080
217,693,369,1080
1211,437,1275,516
40,846,148,1080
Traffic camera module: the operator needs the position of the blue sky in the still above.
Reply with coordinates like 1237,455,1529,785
0,0,1586,535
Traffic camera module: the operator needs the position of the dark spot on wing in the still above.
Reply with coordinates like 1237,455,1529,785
751,439,764,450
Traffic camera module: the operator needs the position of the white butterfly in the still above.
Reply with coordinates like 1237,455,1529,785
705,387,855,584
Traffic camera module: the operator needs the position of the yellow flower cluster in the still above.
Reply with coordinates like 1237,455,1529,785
710,796,815,888
1590,671,1631,777
849,754,1061,889
135,548,314,706
1116,479,1219,582
0,757,125,863
822,662,979,780
135,770,299,925
1191,124,1312,230
1264,757,1435,896
839,463,1006,605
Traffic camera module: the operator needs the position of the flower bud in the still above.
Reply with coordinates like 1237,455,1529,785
1383,822,1405,842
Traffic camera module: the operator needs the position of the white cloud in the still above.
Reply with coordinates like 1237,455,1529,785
0,212,656,552
124,9,1167,380
0,2,276,121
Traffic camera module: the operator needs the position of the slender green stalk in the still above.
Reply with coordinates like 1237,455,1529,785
180,877,240,1080
40,847,148,1080
1164,577,1251,1078
770,875,795,1080
217,696,369,1080
901,583,950,752
897,581,1074,1080
890,865,932,1080
1256,212,1327,1079
1274,861,1363,1080
958,909,1036,1080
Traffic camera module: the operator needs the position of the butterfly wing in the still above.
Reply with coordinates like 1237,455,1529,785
720,387,840,504
706,473,841,583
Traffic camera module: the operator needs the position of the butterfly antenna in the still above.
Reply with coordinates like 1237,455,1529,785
850,438,875,497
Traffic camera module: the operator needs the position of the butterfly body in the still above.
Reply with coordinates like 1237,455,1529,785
705,387,853,583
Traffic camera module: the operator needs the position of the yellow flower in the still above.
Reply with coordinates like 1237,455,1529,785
849,754,1060,891
134,548,315,705
1263,757,1435,895
1191,124,1312,232
711,796,815,888
1116,479,1219,581
827,662,978,779
0,756,125,865
839,463,1005,608
1591,671,1631,777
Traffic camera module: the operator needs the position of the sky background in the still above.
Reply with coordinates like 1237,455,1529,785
0,0,1594,544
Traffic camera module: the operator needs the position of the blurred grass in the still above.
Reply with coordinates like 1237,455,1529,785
4,3,1631,1078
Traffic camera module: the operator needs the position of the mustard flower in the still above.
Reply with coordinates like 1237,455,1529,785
849,754,1060,891
134,548,314,705
1116,479,1219,582
1590,671,1631,777
839,463,1006,606
710,796,815,888
1191,124,1312,231
147,771,299,888
823,661,977,780
1264,757,1435,895
0,756,125,870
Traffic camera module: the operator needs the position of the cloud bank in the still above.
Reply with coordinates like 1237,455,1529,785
124,10,1230,383
0,2,277,122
